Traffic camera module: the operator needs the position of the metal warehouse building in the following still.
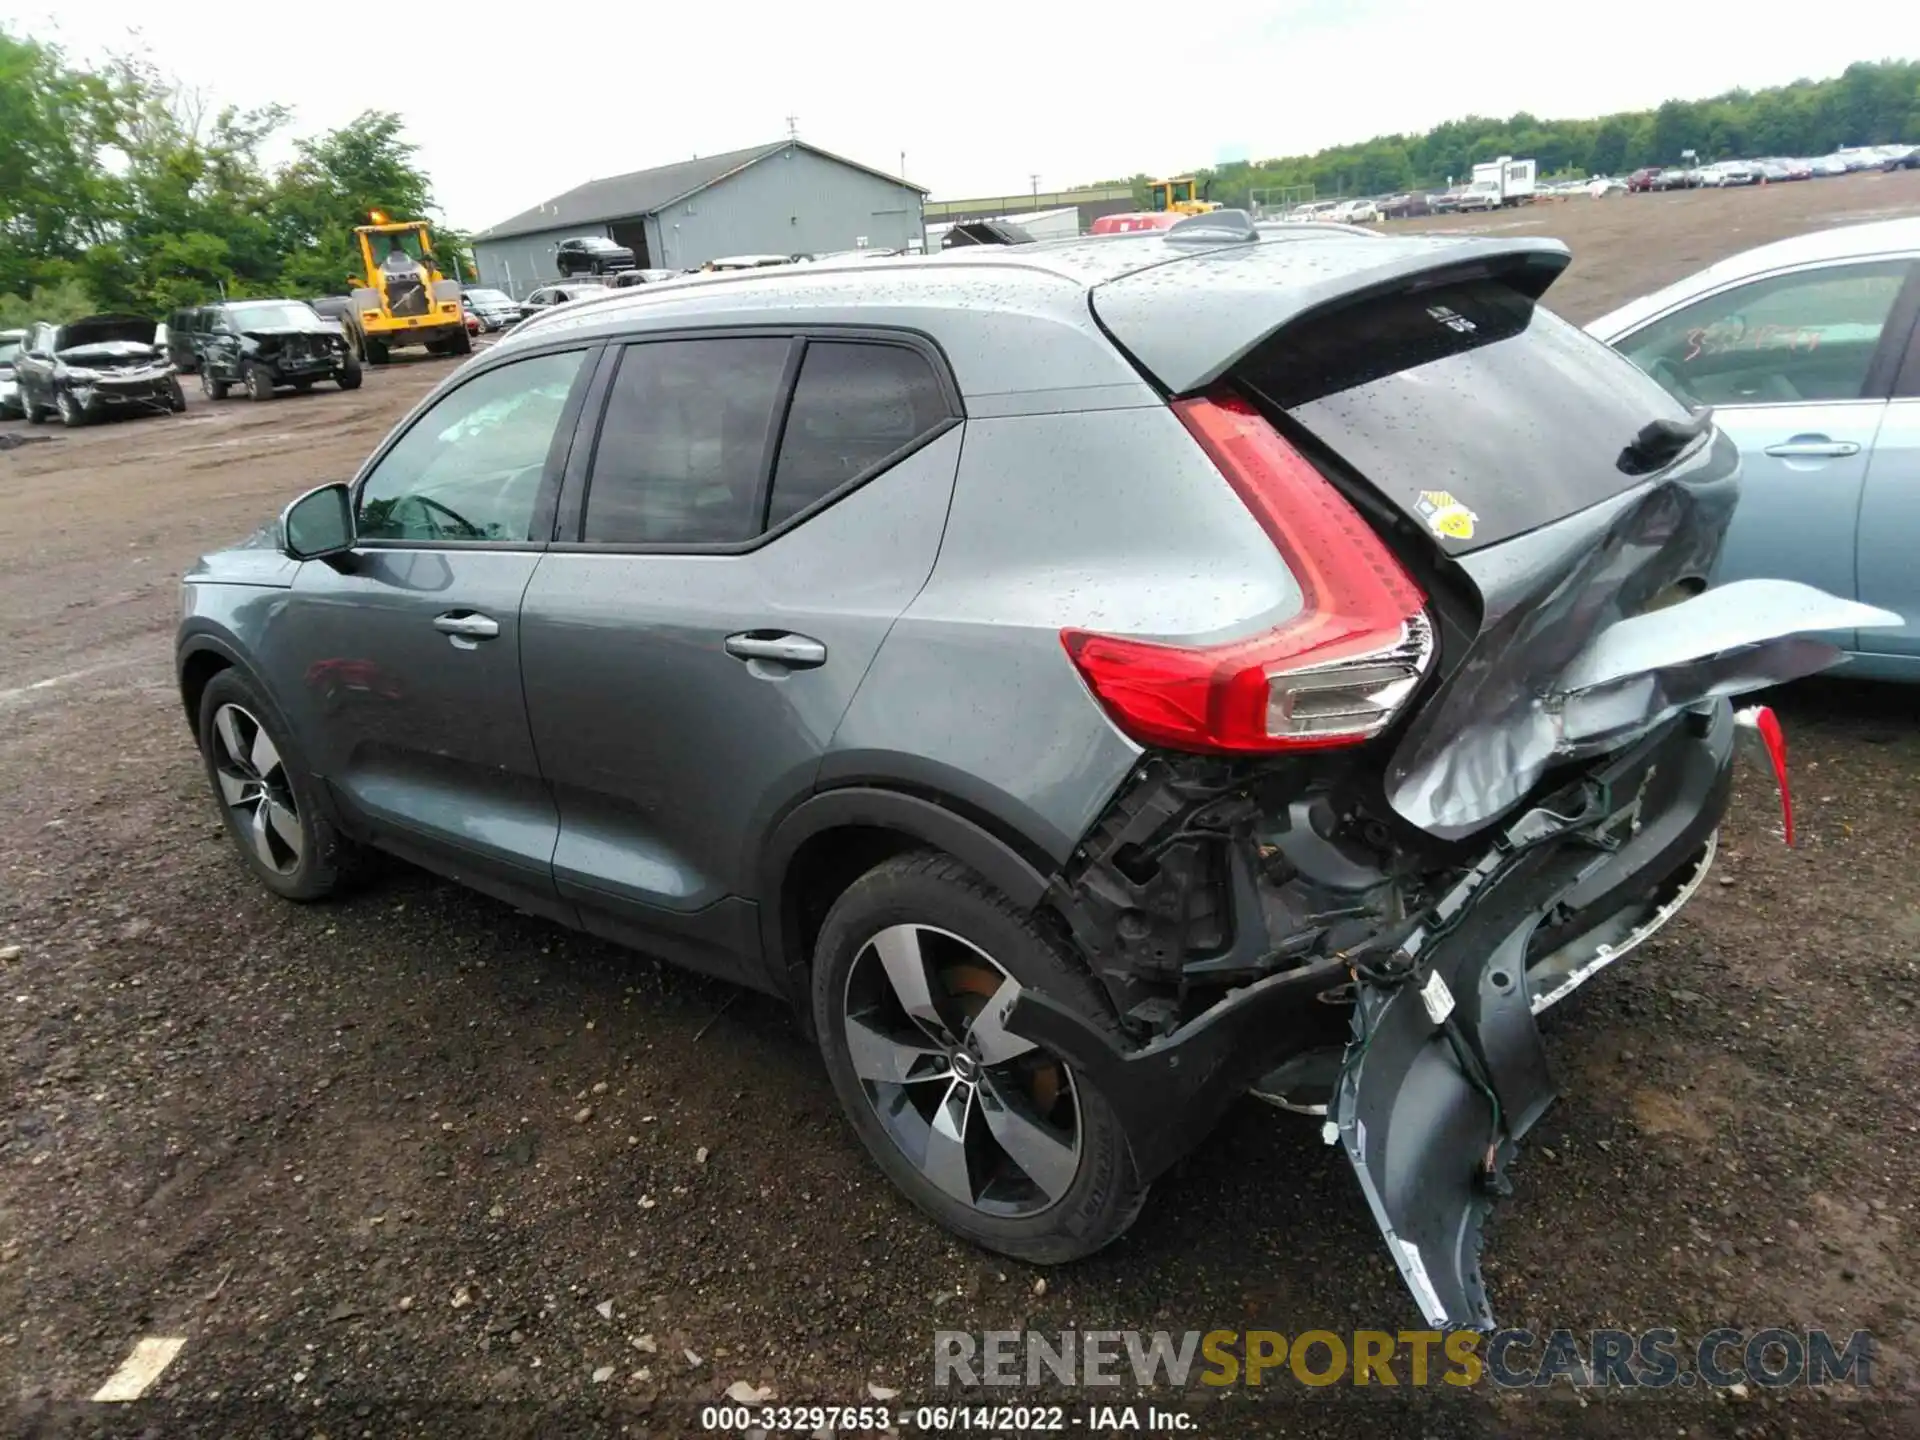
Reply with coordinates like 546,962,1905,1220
471,141,928,293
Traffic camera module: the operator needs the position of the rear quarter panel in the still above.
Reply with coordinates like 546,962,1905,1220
828,405,1304,863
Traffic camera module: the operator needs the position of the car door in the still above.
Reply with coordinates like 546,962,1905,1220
200,313,241,381
257,343,600,920
1612,256,1919,653
518,332,964,984
1852,317,1920,664
16,323,54,410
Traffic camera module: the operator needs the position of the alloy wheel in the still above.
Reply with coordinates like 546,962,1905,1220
842,924,1082,1217
209,703,303,875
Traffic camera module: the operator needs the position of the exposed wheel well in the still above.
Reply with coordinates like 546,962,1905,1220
780,824,924,986
178,649,231,735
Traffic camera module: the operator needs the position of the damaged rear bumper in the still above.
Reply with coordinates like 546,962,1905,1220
1007,699,1734,1326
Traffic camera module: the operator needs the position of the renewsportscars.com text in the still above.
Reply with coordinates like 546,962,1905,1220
933,1327,1873,1390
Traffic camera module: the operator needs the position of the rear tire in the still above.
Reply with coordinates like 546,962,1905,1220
202,370,229,401
197,669,362,902
449,326,472,356
811,852,1149,1265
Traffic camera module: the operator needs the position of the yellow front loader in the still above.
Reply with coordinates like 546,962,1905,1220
1145,177,1220,216
349,214,471,364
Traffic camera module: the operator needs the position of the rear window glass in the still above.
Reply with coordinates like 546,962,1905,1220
768,342,949,526
1237,278,1689,552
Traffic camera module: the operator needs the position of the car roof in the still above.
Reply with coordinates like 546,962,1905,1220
1587,217,1920,340
497,225,1569,393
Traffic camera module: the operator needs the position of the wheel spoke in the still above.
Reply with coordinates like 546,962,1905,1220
977,1073,1079,1202
249,724,284,782
214,768,252,807
845,1012,948,1085
871,925,959,1046
966,974,1036,1066
265,799,303,860
213,708,249,772
245,800,278,871
919,1079,976,1203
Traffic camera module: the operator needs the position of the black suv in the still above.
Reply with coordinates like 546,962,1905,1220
194,300,362,401
554,236,637,277
165,307,208,373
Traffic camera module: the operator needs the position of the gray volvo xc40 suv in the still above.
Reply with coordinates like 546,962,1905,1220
177,214,1895,1329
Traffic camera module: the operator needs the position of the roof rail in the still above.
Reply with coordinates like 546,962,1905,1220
1163,209,1258,244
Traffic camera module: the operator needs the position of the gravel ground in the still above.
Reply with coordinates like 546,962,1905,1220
3,173,1919,1439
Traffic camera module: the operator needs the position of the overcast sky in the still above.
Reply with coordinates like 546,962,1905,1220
6,0,1909,230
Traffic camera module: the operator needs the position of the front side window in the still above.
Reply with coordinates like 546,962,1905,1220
768,342,950,526
581,338,789,545
1618,260,1911,407
357,349,587,543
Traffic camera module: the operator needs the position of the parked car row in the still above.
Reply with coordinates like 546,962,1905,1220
1628,146,1914,192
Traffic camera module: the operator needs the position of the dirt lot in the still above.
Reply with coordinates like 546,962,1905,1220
4,172,1920,1439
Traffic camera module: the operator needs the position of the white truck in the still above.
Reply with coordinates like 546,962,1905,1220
1457,156,1538,211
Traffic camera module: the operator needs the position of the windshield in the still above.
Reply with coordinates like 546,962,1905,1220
377,230,430,263
227,302,319,331
465,288,511,304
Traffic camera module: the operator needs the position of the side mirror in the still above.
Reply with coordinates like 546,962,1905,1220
281,482,355,561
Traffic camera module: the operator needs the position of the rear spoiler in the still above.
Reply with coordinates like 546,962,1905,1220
1090,236,1570,395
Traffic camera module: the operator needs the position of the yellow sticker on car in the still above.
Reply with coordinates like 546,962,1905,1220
1415,489,1478,541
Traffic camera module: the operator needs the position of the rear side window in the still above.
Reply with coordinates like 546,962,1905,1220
583,338,789,545
768,342,949,526
1238,278,1689,552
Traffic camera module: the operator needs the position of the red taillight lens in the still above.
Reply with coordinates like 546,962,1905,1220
1061,394,1432,754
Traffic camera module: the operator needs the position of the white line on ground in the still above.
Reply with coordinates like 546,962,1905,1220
0,658,145,708
92,1336,186,1402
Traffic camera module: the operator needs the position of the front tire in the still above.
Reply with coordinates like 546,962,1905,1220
167,377,187,412
811,852,1148,1264
244,362,275,401
337,353,363,391
196,669,361,902
56,390,88,428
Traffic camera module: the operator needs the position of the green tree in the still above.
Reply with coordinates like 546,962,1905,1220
0,28,127,296
274,111,439,295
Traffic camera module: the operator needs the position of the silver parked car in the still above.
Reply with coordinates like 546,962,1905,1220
177,213,1889,1329
1589,217,1920,681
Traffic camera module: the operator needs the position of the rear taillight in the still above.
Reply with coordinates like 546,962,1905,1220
1061,394,1432,753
